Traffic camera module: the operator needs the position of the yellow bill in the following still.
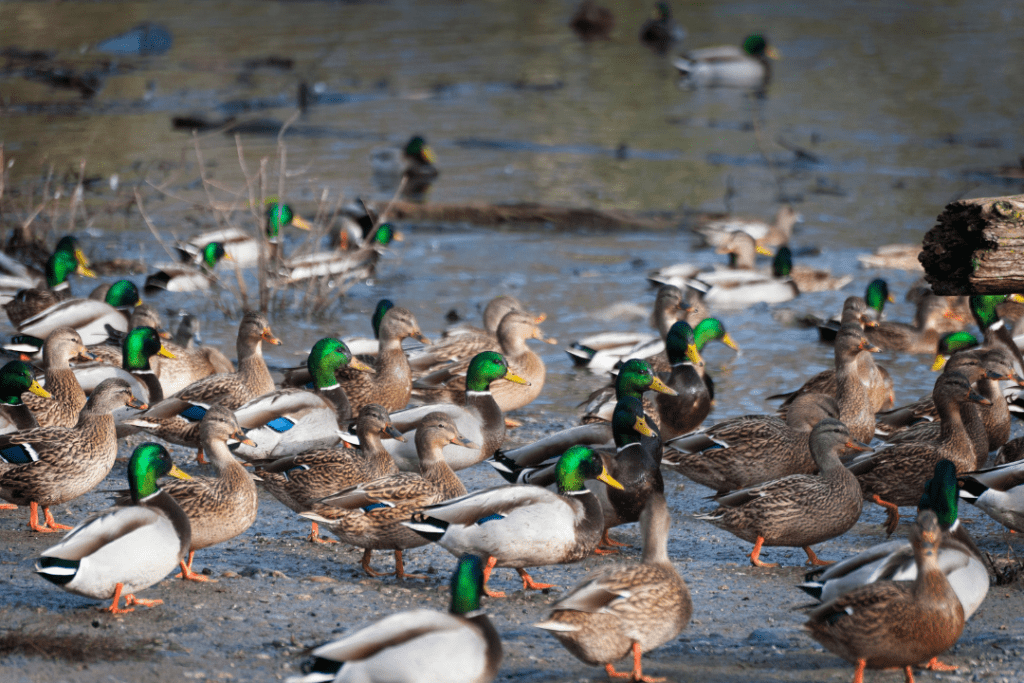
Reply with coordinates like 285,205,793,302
597,467,624,490
649,375,678,396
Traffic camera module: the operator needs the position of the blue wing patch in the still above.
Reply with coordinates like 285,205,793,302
266,416,295,433
475,513,505,525
0,443,38,464
179,404,208,422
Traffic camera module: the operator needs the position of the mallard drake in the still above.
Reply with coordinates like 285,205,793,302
693,205,801,250
21,327,93,428
673,33,780,89
404,445,624,597
816,281,893,343
144,242,229,293
288,554,501,683
535,492,690,682
0,378,145,532
774,246,853,294
664,393,840,493
384,351,528,471
371,135,439,192
864,294,959,354
929,331,980,372
252,403,403,544
695,418,867,567
181,202,312,268
579,357,679,432
302,412,470,580
14,279,140,347
276,223,402,285
34,443,191,614
805,510,965,683
0,360,51,434
970,294,1024,375
122,312,280,456
685,232,798,307
412,310,555,413
639,2,684,54
850,371,990,534
232,338,374,459
856,243,924,271
117,326,178,405
3,236,96,326
144,405,257,582
959,459,1024,532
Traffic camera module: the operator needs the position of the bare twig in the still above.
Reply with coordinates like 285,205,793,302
134,189,178,262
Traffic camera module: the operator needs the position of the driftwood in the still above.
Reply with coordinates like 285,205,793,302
920,193,1024,295
371,200,724,231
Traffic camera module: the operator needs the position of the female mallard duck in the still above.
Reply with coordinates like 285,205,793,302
639,2,685,54
535,492,690,683
856,243,925,270
232,338,374,460
695,418,867,567
252,403,404,544
35,443,191,613
0,378,145,532
693,205,801,250
412,310,555,413
290,554,501,683
20,327,93,428
959,458,1024,532
850,371,990,534
664,393,840,493
4,236,96,327
0,360,51,434
865,294,959,354
302,413,470,580
404,445,623,597
181,202,312,268
14,279,140,347
122,312,280,457
383,351,528,471
685,232,798,308
276,223,402,285
805,510,965,683
673,33,780,89
145,405,257,582
144,242,229,293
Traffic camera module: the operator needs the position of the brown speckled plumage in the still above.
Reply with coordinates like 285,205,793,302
865,295,956,355
22,327,91,428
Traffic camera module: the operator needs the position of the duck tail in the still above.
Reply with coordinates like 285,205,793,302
401,514,449,542
35,557,79,586
957,476,988,503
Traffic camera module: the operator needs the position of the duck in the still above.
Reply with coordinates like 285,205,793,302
0,360,51,434
970,294,1024,376
929,331,980,372
383,351,528,472
856,243,925,270
579,357,678,434
165,312,235,375
251,404,404,544
231,338,375,460
639,2,684,54
370,135,439,194
958,459,1024,532
287,554,501,683
136,405,258,582
412,310,555,413
692,205,801,250
404,445,624,597
664,393,840,493
20,327,94,428
804,510,965,683
535,492,691,682
34,442,192,614
0,378,145,532
302,412,470,580
864,294,959,354
849,371,990,535
816,280,894,343
569,1,614,41
121,311,280,458
695,418,867,567
3,236,96,326
774,246,853,294
116,326,178,406
14,279,141,347
181,202,312,268
144,242,230,293
685,232,798,307
276,223,403,286
673,33,780,89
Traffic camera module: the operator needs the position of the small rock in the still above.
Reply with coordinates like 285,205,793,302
304,575,337,583
221,571,240,579
270,570,290,580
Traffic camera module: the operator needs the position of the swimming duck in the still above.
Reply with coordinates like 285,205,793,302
929,331,980,372
412,310,555,413
252,404,404,544
20,327,93,428
122,312,280,457
383,351,528,471
856,243,925,271
181,202,312,268
774,246,853,294
804,510,965,683
693,205,801,250
0,360,51,434
371,135,439,194
959,459,1024,532
404,445,624,597
232,338,374,460
816,281,893,344
970,294,1024,375
569,1,614,41
3,236,96,326
144,242,229,293
673,33,780,89
639,2,684,54
276,223,403,286
685,232,798,307
864,294,958,354
535,492,690,682
0,378,145,532
849,371,990,535
302,412,470,580
289,554,501,683
34,443,191,613
15,279,141,347
695,418,867,567
664,393,840,493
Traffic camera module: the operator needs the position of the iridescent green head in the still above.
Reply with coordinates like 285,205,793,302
742,34,769,57
404,136,435,164
122,326,173,371
611,395,655,447
694,318,739,353
0,360,49,405
970,295,1006,329
105,280,141,309
865,279,891,314
465,351,526,393
201,242,228,270
614,358,674,399
554,445,622,494
665,322,703,366
449,554,484,615
937,331,979,356
772,246,793,278
45,246,95,288
307,338,373,388
918,459,959,529
265,203,312,240
127,442,189,503
371,299,395,339
371,223,400,247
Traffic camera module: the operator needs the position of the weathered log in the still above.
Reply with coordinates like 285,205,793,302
920,193,1024,295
